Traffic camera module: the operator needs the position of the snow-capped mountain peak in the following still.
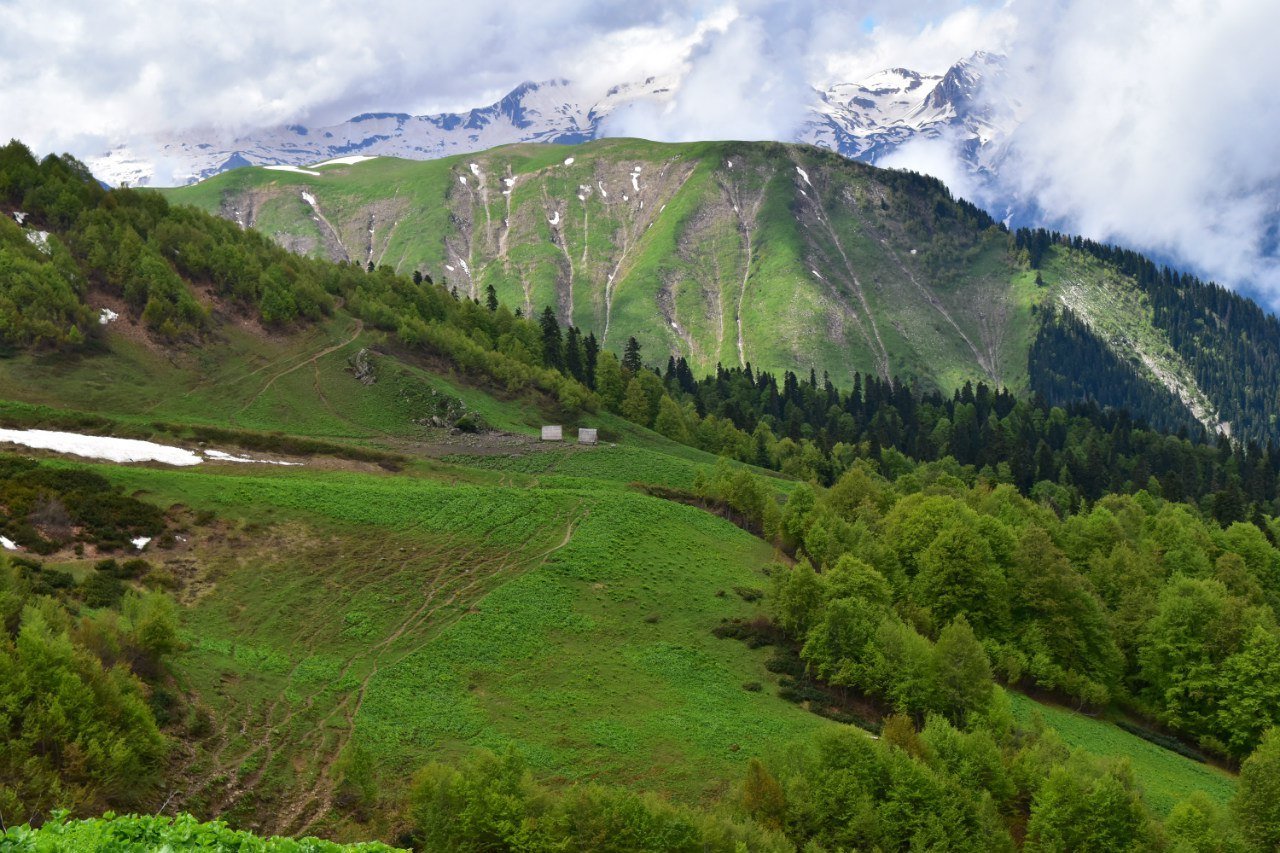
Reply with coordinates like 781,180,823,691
86,54,1008,187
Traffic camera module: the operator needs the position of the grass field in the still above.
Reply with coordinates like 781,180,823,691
1008,692,1236,816
0,306,1238,842
58,452,1234,841
89,461,821,841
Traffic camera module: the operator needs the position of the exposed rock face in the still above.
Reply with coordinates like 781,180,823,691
350,348,377,385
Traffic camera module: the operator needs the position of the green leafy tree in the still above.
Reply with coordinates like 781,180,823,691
770,559,824,637
911,521,1008,635
932,616,994,724
1234,728,1280,850
595,351,625,413
1025,756,1158,852
653,395,690,442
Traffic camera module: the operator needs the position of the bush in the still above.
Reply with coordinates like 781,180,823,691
80,572,124,608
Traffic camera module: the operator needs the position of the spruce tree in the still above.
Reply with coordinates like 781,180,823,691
485,284,498,312
565,326,584,383
539,307,563,371
622,336,642,375
583,332,599,389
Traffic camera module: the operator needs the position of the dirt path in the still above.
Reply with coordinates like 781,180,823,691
279,507,586,837
233,319,364,424
186,505,586,836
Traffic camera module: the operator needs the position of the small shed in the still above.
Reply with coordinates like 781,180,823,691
541,425,563,441
578,428,598,445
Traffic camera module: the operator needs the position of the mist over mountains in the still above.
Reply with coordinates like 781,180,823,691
86,52,1014,191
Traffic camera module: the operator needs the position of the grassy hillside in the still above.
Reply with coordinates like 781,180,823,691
2,138,1268,850
166,138,1264,441
164,140,1035,394
79,460,821,840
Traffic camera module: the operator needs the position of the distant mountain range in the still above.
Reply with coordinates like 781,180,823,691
88,52,1013,188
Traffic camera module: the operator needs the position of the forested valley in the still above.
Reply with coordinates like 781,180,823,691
2,140,1280,850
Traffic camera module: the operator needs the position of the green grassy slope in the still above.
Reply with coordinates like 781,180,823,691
87,456,824,840
1008,692,1236,816
164,140,1034,394
0,336,1234,842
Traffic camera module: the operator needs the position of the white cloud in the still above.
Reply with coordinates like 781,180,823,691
2,0,1278,305
987,0,1280,303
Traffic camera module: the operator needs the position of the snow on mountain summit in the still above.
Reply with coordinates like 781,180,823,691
86,54,1008,187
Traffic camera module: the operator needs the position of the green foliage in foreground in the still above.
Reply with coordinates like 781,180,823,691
0,812,399,851
409,749,788,852
0,551,179,821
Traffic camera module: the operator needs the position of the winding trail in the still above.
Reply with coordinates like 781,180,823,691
281,507,586,837
185,504,587,837
233,319,364,424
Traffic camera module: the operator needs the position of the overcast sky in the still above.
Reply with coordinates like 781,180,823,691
3,0,1278,305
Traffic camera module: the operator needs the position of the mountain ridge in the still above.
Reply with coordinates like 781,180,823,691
160,136,1280,442
89,54,1010,188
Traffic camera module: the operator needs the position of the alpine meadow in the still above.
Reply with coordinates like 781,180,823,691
3,3,1280,851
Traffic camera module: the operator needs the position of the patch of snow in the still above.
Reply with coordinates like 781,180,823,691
469,162,481,176
563,157,575,165
12,211,27,224
0,428,203,466
445,264,455,271
26,231,50,253
264,165,321,176
301,191,317,207
726,160,733,169
812,270,823,278
622,194,628,202
0,536,17,551
630,173,640,192
577,194,586,201
131,537,152,551
548,210,560,226
204,449,302,466
597,181,608,198
312,155,375,167
503,177,516,187
98,308,119,325
910,248,918,255
795,166,812,186
457,258,471,277
459,175,468,185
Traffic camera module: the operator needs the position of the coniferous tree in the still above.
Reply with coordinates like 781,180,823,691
485,284,498,312
583,332,600,389
565,325,585,383
539,307,563,370
622,336,642,375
